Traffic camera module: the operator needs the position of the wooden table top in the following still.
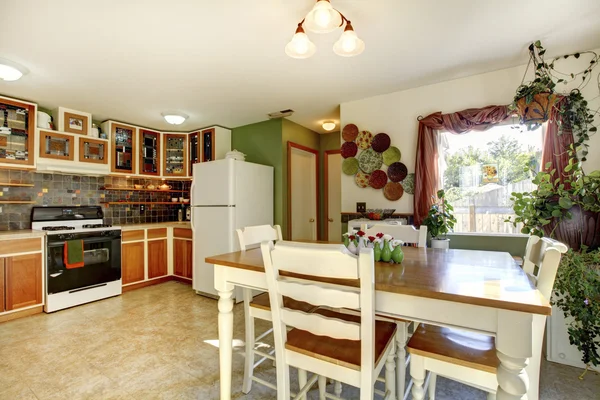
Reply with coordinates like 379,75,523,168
206,246,551,316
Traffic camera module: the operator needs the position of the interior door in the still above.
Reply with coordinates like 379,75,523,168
326,151,342,241
289,143,318,240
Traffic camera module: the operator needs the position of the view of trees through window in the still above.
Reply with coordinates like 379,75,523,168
440,124,543,234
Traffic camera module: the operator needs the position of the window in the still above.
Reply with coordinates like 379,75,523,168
439,123,544,234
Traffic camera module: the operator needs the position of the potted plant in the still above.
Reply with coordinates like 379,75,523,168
423,189,456,249
512,41,599,160
507,152,600,373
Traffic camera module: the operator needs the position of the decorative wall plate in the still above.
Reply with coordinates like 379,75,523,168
341,141,358,158
342,124,359,142
401,173,415,195
371,133,391,153
355,130,373,150
358,148,383,174
383,182,404,201
387,162,408,182
382,146,401,166
342,157,359,175
369,170,387,189
355,171,370,188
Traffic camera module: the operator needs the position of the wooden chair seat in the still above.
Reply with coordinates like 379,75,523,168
285,308,397,371
250,292,317,314
407,324,498,374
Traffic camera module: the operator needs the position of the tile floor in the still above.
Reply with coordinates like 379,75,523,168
0,281,598,399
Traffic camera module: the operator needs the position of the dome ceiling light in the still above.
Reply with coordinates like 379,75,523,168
0,58,29,82
322,121,336,131
162,112,188,125
286,0,364,59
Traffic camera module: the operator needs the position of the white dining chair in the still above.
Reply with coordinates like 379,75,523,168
406,237,567,400
361,222,428,398
261,240,397,400
237,225,319,397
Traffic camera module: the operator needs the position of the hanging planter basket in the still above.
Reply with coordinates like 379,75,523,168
516,92,559,125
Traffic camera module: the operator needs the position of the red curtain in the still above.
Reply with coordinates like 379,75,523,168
541,104,574,183
413,106,511,226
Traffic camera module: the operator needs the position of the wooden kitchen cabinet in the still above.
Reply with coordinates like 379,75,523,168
122,242,145,284
0,259,4,312
163,133,187,177
39,130,75,161
109,122,137,175
4,253,43,311
174,238,193,279
139,129,161,176
0,96,37,168
147,239,167,279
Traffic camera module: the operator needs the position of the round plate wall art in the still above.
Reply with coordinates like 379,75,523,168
382,146,401,166
371,133,391,153
342,157,359,175
355,130,374,150
355,172,370,188
342,124,359,142
341,142,358,158
401,173,415,195
384,182,404,201
358,148,383,174
387,162,408,183
369,170,388,189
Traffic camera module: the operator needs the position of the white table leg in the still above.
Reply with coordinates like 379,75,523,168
396,322,407,398
409,353,426,400
496,310,532,400
216,266,235,400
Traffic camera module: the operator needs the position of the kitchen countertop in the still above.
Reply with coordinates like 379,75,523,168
120,221,191,230
0,230,46,239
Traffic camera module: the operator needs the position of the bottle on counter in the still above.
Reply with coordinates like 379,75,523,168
178,208,183,222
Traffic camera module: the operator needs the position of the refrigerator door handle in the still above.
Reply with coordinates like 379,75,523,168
190,181,196,231
191,205,236,207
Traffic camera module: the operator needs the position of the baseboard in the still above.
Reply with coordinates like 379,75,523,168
171,275,192,285
122,276,173,292
0,305,43,323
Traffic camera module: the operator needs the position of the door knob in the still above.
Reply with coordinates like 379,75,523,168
309,218,315,222
328,218,334,222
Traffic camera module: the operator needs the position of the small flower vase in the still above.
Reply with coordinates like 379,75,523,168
381,239,392,262
343,235,350,247
373,244,382,262
391,245,404,264
347,241,358,255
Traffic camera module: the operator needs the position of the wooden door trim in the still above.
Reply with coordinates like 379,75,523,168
324,149,341,241
39,131,75,161
287,141,320,241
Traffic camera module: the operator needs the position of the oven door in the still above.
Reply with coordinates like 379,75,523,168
46,232,122,295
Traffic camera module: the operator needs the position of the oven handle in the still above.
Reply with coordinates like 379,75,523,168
47,236,121,247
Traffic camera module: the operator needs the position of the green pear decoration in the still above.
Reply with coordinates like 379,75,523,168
343,234,349,247
391,245,404,264
381,239,392,262
374,243,382,262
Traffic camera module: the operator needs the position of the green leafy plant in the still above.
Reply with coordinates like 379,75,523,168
553,248,600,369
512,41,599,160
423,189,456,240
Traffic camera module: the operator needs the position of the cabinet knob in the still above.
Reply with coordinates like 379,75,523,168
328,218,334,222
309,218,315,223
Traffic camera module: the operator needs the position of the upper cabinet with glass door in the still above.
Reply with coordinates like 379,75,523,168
101,121,137,175
139,129,160,176
163,133,187,177
0,96,37,169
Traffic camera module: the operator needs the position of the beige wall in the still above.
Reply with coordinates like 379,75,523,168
340,47,600,213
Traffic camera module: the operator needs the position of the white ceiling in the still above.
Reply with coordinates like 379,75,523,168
1,0,600,133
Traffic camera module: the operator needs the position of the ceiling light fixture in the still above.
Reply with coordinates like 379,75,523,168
162,112,188,125
322,121,336,131
286,0,364,59
0,58,28,82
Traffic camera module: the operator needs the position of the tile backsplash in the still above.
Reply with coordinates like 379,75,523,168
0,169,191,230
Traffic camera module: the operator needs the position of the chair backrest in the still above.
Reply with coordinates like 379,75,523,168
236,224,282,251
522,236,568,299
361,223,427,247
261,240,376,372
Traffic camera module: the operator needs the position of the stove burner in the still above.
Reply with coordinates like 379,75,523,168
42,226,76,231
82,224,113,229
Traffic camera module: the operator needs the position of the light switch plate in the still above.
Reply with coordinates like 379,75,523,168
356,202,366,213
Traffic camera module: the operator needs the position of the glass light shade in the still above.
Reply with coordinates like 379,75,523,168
162,113,188,125
333,29,365,57
285,32,316,59
322,121,336,131
0,58,28,81
304,0,342,33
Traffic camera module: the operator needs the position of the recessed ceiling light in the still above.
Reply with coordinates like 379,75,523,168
0,58,28,82
322,121,336,131
162,112,188,125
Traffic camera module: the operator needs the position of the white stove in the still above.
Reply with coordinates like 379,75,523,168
31,206,122,312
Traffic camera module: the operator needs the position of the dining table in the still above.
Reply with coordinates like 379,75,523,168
207,245,552,400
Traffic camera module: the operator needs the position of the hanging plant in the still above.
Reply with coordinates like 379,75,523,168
512,40,599,161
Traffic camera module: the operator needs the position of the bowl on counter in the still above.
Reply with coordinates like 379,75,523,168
134,184,144,189
183,198,190,203
360,208,396,220
171,198,179,203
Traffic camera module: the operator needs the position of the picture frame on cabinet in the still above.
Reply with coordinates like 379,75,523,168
52,107,92,135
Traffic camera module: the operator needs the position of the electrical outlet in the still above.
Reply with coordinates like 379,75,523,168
356,202,366,213
0,206,3,213
140,204,145,214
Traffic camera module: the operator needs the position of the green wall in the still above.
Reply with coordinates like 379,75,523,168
281,119,320,238
319,131,341,239
231,119,283,228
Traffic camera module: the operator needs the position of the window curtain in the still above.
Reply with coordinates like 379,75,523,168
541,103,574,185
413,105,511,226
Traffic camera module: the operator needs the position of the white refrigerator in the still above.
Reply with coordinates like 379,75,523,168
190,159,273,301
